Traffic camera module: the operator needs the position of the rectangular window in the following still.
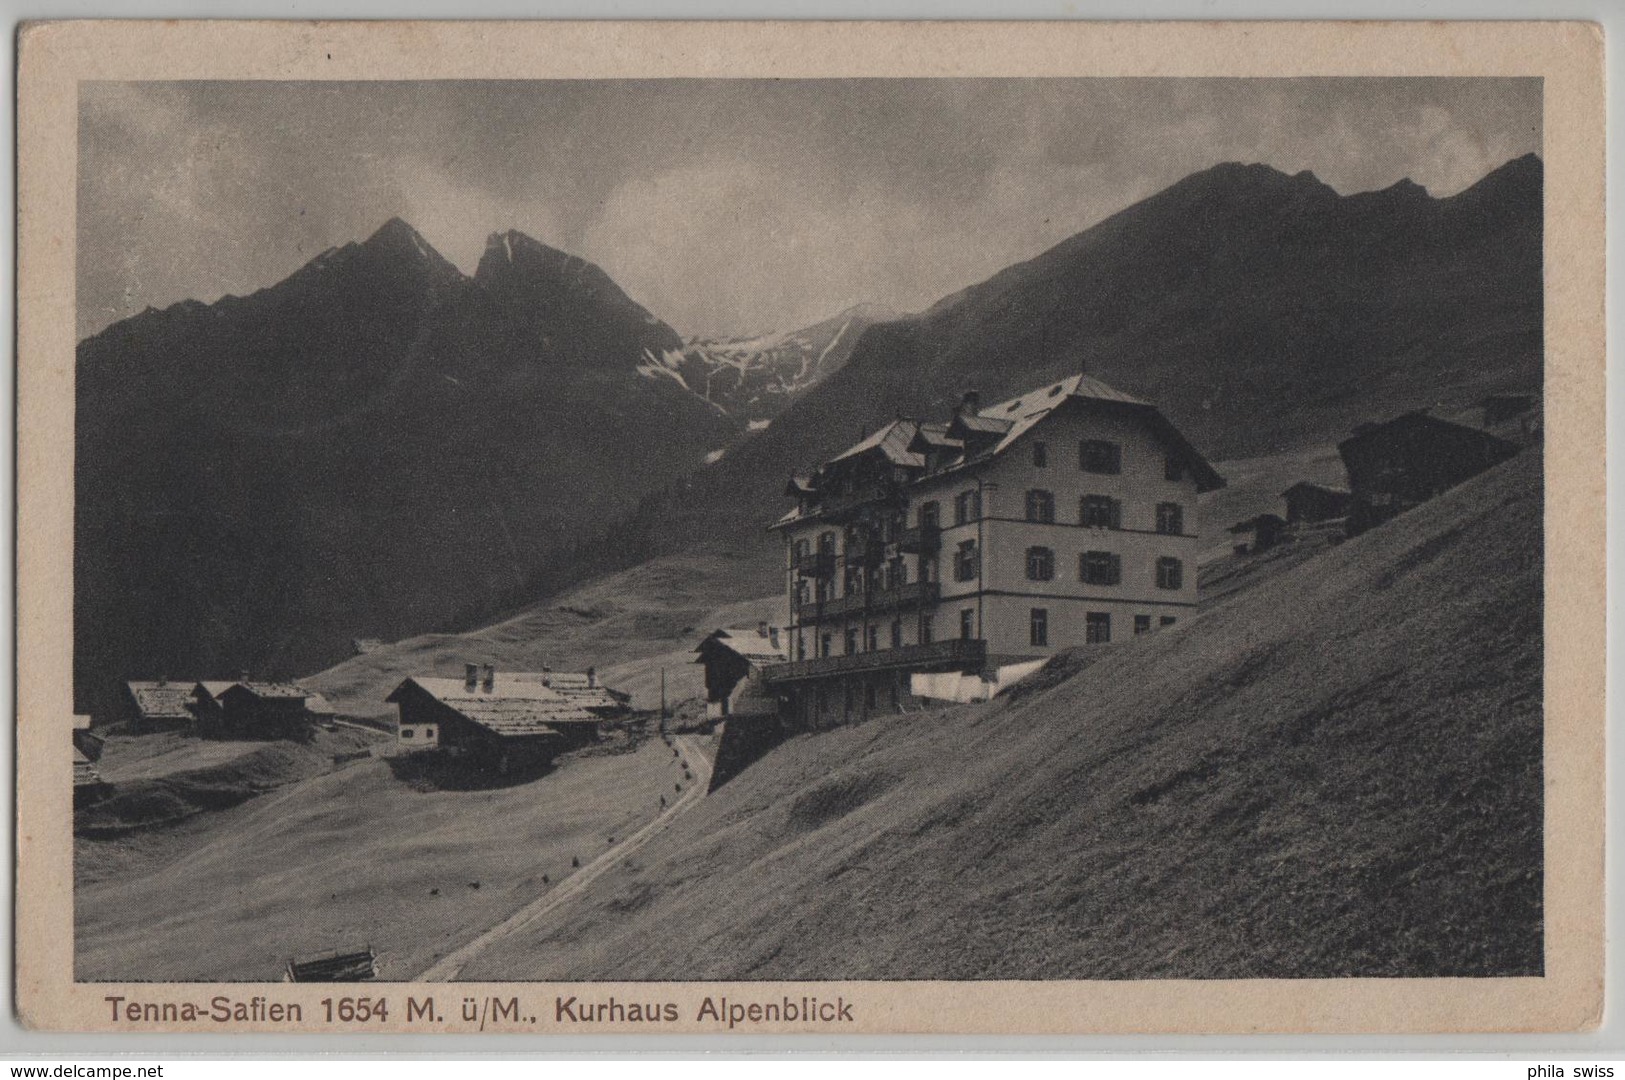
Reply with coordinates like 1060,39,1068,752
1080,550,1122,586
1156,502,1185,535
953,488,981,525
1025,489,1055,523
890,619,903,649
792,538,809,561
1160,616,1177,628
1032,441,1048,468
960,608,976,640
921,616,934,644
845,628,859,655
401,729,415,739
820,632,832,658
1030,608,1049,647
1165,456,1186,482
818,531,836,554
1080,440,1122,474
1156,557,1185,590
1026,546,1055,581
919,501,940,529
954,539,980,582
1134,615,1152,636
1080,495,1122,529
866,625,879,652
1086,612,1111,644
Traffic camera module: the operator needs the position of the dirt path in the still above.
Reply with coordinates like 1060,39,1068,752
414,733,714,981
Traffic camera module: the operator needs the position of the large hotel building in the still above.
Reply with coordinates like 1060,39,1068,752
763,374,1225,727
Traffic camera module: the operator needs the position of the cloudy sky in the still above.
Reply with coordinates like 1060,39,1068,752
77,78,1540,340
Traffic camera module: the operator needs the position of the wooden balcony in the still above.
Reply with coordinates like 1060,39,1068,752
897,522,941,555
793,551,835,578
796,580,940,622
762,637,986,685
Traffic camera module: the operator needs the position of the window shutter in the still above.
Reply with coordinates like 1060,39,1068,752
1110,500,1123,530
1109,553,1122,585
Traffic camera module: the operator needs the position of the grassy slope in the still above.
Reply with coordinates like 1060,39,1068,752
305,552,782,720
460,450,1543,981
74,733,700,981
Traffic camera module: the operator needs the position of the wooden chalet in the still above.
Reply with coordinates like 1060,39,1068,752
190,679,320,741
1338,413,1520,534
1281,482,1352,525
385,665,600,772
122,680,195,733
694,623,787,722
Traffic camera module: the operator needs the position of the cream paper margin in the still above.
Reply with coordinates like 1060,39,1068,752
14,19,1606,1035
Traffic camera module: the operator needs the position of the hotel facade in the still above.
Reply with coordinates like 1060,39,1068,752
763,374,1225,727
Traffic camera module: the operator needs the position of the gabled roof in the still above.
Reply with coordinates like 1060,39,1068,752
1281,481,1350,498
829,419,925,469
386,674,596,738
934,374,1225,493
695,627,789,665
194,681,239,703
1228,513,1288,533
126,681,194,720
221,681,310,703
517,672,631,712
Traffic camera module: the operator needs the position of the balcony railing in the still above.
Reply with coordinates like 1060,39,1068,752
793,551,835,578
897,523,941,555
795,580,940,622
762,637,986,685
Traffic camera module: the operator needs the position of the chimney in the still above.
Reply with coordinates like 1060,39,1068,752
156,675,167,687
959,390,981,416
541,663,551,687
481,664,495,692
464,663,478,690
587,666,596,689
238,669,250,684
758,620,769,638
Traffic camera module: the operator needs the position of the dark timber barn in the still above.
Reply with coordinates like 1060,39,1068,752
1338,412,1520,534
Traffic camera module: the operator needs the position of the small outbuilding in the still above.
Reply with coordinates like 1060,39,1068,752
694,623,787,722
1227,513,1288,555
284,948,378,982
1281,482,1352,525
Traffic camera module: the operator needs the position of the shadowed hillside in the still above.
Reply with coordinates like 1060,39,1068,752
460,448,1542,981
75,221,739,717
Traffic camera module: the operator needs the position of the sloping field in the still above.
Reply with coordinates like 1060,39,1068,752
461,450,1543,981
305,552,781,719
75,733,699,981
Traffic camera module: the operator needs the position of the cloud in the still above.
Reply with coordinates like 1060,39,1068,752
77,78,1542,341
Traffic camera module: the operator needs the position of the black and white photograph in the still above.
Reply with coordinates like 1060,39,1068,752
14,19,1605,1036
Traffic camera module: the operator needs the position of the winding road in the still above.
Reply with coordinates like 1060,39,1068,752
414,732,713,981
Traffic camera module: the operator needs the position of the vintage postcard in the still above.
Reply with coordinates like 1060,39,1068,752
15,20,1605,1035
